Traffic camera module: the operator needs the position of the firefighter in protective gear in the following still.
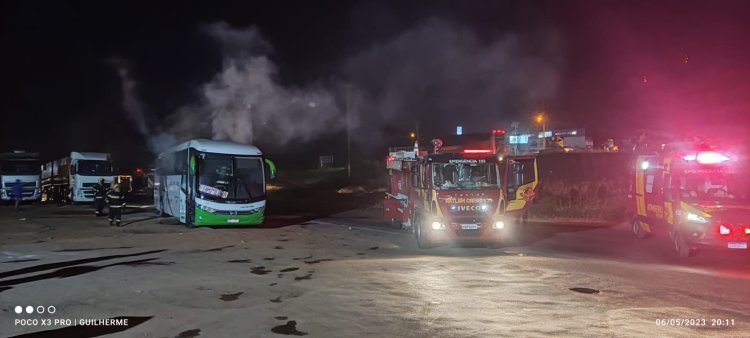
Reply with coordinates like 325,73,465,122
107,183,126,226
92,178,108,217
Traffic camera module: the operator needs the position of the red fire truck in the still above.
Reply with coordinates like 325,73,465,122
384,142,538,248
630,141,750,257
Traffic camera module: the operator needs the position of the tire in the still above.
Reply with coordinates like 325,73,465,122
632,217,648,239
673,231,692,258
414,215,434,249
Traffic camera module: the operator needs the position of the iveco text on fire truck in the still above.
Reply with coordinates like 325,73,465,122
630,141,750,257
384,140,538,248
41,152,116,203
0,150,41,202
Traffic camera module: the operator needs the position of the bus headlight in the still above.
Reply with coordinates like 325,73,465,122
198,204,216,213
431,221,445,230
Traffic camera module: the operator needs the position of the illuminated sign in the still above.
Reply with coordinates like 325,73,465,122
448,159,487,164
456,126,463,135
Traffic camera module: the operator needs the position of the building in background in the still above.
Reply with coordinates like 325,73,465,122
508,128,593,154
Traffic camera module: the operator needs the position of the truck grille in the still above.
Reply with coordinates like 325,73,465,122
3,181,38,198
3,181,37,189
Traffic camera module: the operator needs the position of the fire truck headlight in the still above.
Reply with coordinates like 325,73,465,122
493,221,505,229
431,221,445,230
686,213,708,224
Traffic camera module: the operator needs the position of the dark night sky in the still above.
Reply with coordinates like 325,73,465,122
1,0,749,169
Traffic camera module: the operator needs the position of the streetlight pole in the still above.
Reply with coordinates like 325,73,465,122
535,112,546,151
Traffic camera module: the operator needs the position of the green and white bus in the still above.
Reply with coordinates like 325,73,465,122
154,139,276,227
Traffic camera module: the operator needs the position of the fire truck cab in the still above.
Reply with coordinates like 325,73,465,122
631,142,750,257
384,147,538,248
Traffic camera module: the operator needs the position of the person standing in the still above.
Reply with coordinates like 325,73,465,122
106,183,125,226
92,178,108,217
11,179,23,210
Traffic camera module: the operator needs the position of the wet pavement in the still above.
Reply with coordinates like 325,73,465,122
1,204,750,337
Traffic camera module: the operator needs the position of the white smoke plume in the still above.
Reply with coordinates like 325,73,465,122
108,58,175,153
116,19,562,152
344,18,563,136
168,23,344,146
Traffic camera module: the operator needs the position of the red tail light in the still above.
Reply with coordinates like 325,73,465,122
719,225,731,236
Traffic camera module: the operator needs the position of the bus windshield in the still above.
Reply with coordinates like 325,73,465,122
432,162,500,190
0,159,41,175
77,160,113,176
678,174,749,203
197,154,265,202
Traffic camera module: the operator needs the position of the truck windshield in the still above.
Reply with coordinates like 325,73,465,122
77,160,112,176
678,174,749,203
433,163,499,190
197,154,265,202
0,159,41,175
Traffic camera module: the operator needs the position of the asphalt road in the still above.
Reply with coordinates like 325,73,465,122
1,203,749,337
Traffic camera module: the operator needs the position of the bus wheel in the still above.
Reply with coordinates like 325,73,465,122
632,217,649,239
414,216,433,249
673,231,692,258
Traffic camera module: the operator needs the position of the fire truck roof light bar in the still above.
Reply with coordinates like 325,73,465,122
463,149,493,154
683,151,730,164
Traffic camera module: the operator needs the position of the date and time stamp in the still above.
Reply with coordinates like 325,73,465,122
655,318,736,327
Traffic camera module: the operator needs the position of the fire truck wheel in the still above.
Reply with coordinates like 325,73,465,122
414,216,434,249
673,231,693,258
632,218,649,239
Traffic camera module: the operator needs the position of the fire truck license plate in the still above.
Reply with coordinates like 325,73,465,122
727,242,748,249
461,224,479,230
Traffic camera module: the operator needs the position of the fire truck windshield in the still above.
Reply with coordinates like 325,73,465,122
432,163,500,190
678,174,749,203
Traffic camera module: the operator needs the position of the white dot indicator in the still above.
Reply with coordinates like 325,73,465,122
25,306,34,314
15,306,22,314
48,306,56,314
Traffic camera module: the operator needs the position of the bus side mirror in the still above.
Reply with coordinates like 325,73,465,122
264,159,277,180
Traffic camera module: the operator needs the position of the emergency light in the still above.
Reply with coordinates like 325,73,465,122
463,149,493,154
683,151,730,164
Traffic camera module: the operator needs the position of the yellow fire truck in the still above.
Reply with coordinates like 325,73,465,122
630,141,750,257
